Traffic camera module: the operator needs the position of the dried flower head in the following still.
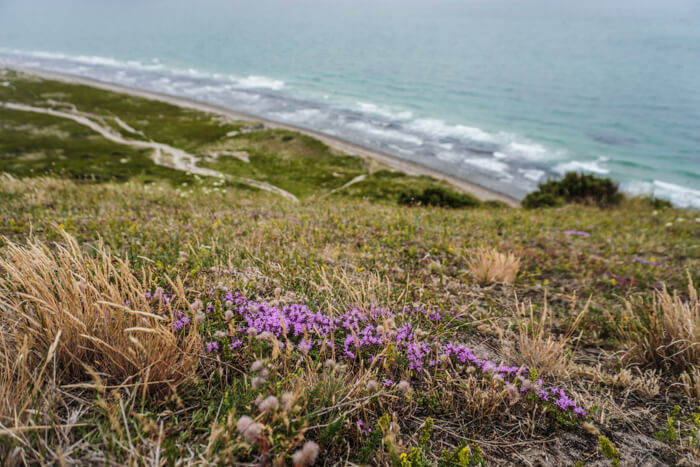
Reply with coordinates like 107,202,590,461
293,441,320,466
251,376,265,390
190,299,204,312
257,395,279,412
237,416,263,444
281,391,294,411
153,286,164,301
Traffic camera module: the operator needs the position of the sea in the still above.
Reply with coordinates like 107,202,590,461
1,0,699,207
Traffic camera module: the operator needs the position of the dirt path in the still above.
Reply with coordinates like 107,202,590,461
319,174,367,199
1,101,299,202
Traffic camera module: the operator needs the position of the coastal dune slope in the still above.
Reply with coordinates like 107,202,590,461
0,70,699,465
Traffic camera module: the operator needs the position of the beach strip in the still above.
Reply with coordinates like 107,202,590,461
6,66,520,207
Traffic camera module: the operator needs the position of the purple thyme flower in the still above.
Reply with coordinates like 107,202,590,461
214,292,587,418
206,341,219,353
172,311,191,331
564,230,590,238
632,257,663,267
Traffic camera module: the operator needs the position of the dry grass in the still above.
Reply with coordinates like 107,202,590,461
619,274,699,375
680,367,700,400
506,295,588,376
0,231,200,394
469,248,520,285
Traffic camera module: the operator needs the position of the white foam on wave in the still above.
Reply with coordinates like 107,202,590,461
462,157,511,174
503,142,554,161
436,151,461,163
406,118,496,144
517,168,546,182
624,180,700,209
1,48,166,72
347,121,423,146
553,157,609,175
356,101,413,121
388,144,413,155
184,84,230,95
271,108,323,123
234,75,285,90
1,48,287,92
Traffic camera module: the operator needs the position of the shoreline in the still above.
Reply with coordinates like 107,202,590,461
6,66,520,207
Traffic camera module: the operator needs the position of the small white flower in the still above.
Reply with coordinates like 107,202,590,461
257,395,279,412
251,377,265,390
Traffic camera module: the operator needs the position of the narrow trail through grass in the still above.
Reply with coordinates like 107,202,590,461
1,101,299,202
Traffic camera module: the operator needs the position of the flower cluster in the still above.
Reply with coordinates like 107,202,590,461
172,311,191,331
632,257,663,267
564,230,590,238
178,290,587,419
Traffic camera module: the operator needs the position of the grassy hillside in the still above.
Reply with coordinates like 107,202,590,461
1,70,699,465
0,69,464,202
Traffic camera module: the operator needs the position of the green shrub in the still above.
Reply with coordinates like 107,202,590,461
481,200,510,209
398,187,480,208
523,172,623,208
438,442,485,466
598,435,620,466
645,196,673,209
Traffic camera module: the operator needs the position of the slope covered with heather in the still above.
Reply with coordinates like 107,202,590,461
1,71,699,466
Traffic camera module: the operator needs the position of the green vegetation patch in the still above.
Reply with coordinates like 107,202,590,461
523,172,623,208
0,69,462,202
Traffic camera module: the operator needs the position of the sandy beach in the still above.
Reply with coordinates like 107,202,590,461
6,66,520,207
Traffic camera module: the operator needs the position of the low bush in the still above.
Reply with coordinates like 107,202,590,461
523,172,623,208
398,187,480,208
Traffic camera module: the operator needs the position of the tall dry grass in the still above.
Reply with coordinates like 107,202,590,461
619,274,699,375
507,295,589,376
0,231,200,395
469,248,520,285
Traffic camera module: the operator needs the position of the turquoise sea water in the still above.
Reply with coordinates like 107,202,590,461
1,0,699,207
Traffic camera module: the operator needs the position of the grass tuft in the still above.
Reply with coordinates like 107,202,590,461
0,231,200,394
469,248,521,285
619,274,699,375
508,295,588,376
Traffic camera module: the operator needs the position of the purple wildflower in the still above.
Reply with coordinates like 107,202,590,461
632,257,663,267
564,230,590,238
